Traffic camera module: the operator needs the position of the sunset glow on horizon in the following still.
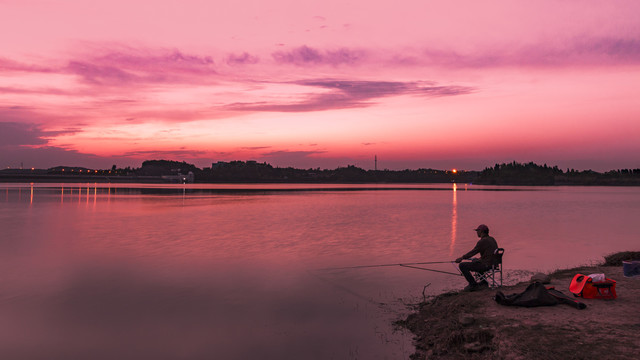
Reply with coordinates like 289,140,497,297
2,0,640,171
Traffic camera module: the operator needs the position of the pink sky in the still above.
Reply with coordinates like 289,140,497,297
1,0,639,171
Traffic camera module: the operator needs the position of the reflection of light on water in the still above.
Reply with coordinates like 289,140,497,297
55,185,101,205
449,183,457,256
30,183,34,205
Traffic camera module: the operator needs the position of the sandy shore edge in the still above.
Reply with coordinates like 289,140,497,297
398,252,640,359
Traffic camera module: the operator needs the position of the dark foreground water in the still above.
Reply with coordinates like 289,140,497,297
1,183,638,359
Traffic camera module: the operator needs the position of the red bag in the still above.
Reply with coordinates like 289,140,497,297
569,274,617,299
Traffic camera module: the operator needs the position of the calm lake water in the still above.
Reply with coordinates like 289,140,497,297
1,183,638,359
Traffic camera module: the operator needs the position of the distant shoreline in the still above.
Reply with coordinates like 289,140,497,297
0,174,168,184
2,160,639,185
2,174,640,186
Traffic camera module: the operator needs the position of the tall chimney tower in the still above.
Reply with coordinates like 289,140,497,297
374,155,377,171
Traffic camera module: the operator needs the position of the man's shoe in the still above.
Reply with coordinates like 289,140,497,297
479,280,489,287
463,284,480,292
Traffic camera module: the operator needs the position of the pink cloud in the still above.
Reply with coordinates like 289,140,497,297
241,146,272,151
0,108,81,140
1,34,638,172
0,120,105,169
0,122,50,146
120,149,207,159
67,61,137,85
65,49,218,85
97,50,215,70
0,57,53,73
410,36,640,68
0,86,71,96
226,52,260,65
0,145,108,169
272,45,365,66
225,79,474,112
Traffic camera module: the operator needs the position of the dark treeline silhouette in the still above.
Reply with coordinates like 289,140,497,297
137,160,199,176
476,161,640,185
199,161,471,183
2,160,639,185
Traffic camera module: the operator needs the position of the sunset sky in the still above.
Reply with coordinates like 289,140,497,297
2,0,639,171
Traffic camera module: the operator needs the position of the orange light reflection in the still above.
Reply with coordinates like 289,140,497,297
449,183,458,256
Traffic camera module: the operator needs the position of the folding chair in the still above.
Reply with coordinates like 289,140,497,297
474,248,504,288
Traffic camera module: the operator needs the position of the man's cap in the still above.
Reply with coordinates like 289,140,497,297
474,224,489,232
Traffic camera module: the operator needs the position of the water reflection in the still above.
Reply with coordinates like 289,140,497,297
450,183,457,256
1,182,640,359
3,183,484,207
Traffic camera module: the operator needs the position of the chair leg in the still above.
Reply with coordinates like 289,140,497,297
475,270,498,287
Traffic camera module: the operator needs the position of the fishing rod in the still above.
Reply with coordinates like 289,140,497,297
306,270,389,308
399,264,462,276
317,260,455,272
309,261,462,310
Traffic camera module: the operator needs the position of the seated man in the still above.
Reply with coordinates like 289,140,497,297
455,224,499,291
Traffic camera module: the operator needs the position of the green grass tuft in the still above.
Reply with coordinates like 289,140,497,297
603,251,640,266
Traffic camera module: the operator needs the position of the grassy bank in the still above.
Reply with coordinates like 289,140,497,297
397,251,640,360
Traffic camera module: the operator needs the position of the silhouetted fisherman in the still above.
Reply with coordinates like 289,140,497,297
455,224,499,291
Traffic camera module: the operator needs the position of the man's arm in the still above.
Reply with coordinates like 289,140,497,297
455,242,481,263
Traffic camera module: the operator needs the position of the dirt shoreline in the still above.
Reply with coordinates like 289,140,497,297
399,255,640,359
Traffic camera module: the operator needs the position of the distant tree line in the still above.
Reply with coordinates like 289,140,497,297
193,161,472,183
49,159,468,183
2,160,639,185
130,160,640,185
475,161,640,185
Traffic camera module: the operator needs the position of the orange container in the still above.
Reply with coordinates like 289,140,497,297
569,274,617,300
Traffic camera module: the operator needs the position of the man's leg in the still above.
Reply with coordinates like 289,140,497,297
459,259,490,286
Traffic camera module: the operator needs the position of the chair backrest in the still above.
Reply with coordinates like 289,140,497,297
493,248,505,268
